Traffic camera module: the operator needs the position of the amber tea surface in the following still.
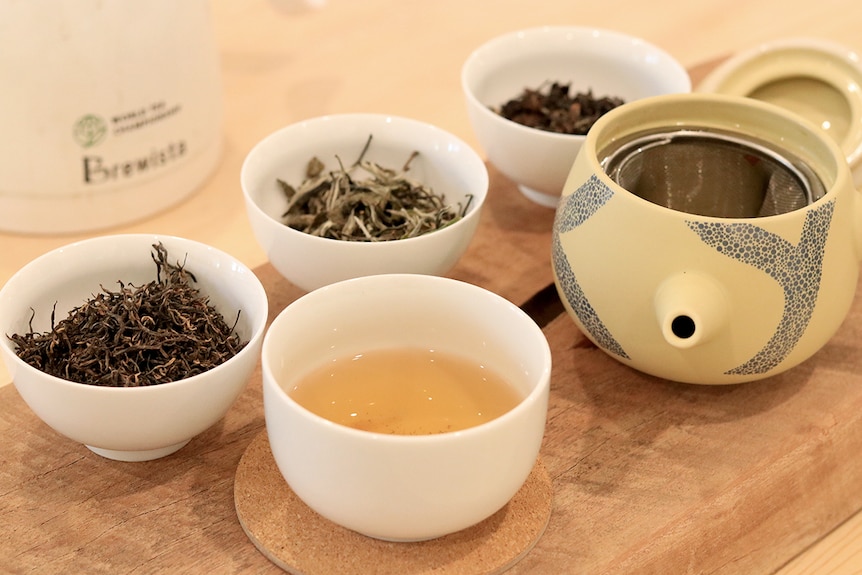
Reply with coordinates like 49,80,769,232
288,347,523,435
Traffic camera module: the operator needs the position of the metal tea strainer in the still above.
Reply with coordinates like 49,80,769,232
600,128,826,218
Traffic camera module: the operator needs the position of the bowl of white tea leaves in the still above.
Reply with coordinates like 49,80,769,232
0,234,268,461
241,113,488,292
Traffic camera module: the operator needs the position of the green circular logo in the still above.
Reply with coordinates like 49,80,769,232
73,114,107,148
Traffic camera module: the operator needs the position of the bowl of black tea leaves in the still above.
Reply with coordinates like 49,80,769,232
0,234,268,461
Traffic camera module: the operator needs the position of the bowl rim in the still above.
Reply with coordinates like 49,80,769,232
460,25,692,142
0,233,269,394
261,273,552,444
240,112,489,247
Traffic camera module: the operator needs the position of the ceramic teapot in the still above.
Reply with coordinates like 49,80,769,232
552,93,858,384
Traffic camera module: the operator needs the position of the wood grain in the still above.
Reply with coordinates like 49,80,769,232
4,160,862,574
5,59,862,574
510,308,862,574
0,167,554,575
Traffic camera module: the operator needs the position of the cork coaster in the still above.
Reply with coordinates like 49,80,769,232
234,431,553,575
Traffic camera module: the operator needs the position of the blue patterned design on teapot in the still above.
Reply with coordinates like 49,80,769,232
552,175,628,359
686,199,835,375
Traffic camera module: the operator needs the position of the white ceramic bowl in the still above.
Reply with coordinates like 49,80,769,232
0,234,268,461
261,274,552,541
697,37,862,187
242,114,488,292
461,26,692,207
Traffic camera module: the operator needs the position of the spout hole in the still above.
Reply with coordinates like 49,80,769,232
671,315,696,339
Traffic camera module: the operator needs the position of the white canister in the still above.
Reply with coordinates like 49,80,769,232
0,0,223,234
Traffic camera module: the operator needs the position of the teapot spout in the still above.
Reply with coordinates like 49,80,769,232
654,272,729,349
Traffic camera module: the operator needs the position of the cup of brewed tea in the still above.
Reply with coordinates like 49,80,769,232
552,92,858,384
260,273,551,541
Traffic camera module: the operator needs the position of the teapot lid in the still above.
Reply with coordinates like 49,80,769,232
697,37,862,171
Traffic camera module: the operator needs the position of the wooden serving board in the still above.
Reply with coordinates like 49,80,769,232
3,59,862,574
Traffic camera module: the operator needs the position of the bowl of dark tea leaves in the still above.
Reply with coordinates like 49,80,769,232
241,113,488,292
461,25,691,207
0,234,268,461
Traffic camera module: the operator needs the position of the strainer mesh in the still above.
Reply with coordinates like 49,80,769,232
601,130,824,218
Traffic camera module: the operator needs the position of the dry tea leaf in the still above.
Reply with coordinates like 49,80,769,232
494,81,624,135
277,135,471,241
7,243,246,387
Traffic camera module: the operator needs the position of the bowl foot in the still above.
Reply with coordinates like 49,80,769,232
86,439,191,462
518,185,560,208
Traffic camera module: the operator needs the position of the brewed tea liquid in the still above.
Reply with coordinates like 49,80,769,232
289,347,522,435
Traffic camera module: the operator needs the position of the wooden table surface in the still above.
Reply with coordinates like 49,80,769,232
3,1,862,573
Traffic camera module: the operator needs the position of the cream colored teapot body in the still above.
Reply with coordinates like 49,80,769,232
552,93,860,384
